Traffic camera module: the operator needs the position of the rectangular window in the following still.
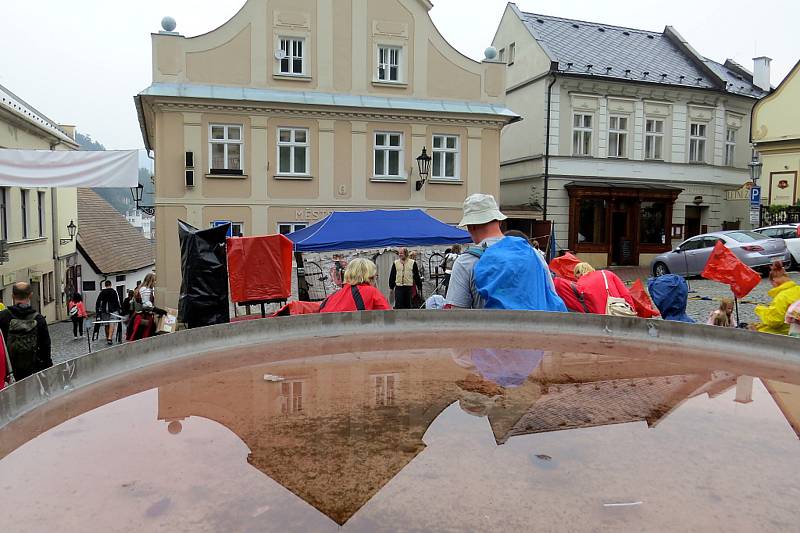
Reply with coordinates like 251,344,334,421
577,198,607,244
432,135,459,180
374,374,399,407
82,280,96,292
689,122,707,163
116,275,126,282
278,223,307,235
645,119,664,160
38,191,46,238
231,222,244,237
279,37,305,75
209,124,243,174
498,48,506,63
21,189,29,239
277,127,310,176
377,46,401,82
608,116,628,158
725,128,736,166
572,114,593,156
508,42,516,65
374,132,403,178
0,187,7,240
640,202,668,245
280,381,304,414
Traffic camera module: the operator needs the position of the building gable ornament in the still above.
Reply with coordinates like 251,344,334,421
274,10,310,29
752,125,768,141
153,102,508,128
373,21,409,39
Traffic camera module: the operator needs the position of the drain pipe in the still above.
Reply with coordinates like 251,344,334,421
543,73,557,222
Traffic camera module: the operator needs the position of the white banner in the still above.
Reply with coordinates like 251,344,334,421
0,149,138,188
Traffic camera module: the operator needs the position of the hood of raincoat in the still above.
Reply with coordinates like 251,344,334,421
648,274,695,323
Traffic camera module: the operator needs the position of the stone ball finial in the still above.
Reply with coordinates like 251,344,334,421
484,46,498,61
161,16,177,32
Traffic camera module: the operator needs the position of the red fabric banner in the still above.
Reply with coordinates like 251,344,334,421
227,235,294,303
700,241,761,299
549,253,582,282
630,279,661,318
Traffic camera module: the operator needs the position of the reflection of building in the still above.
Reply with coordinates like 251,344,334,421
76,189,155,307
134,0,518,308
751,60,800,208
0,83,80,322
492,6,769,266
762,379,800,439
157,349,743,525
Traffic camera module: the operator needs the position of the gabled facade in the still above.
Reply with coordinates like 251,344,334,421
751,60,800,208
493,3,768,268
135,0,517,308
0,84,80,322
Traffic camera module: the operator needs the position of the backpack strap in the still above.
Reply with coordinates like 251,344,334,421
570,283,591,313
350,285,366,311
465,247,484,260
601,270,611,296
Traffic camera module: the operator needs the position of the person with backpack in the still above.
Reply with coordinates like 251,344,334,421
573,263,636,317
0,282,53,382
68,293,88,338
445,194,566,311
95,280,122,346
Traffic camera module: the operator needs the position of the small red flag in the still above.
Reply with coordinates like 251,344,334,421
549,253,582,282
701,241,761,299
630,279,661,318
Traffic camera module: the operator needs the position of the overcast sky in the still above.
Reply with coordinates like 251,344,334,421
1,0,796,150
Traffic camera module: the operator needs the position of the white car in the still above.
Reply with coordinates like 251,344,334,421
754,223,800,269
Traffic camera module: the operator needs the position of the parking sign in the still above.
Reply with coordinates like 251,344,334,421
750,186,761,208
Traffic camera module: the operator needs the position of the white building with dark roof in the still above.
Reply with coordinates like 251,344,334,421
493,3,769,269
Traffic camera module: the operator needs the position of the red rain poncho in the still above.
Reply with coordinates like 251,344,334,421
549,253,582,282
630,279,661,318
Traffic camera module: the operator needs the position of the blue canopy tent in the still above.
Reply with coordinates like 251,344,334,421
287,209,471,252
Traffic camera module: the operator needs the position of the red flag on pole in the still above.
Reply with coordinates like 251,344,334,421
630,279,661,318
700,241,761,299
549,253,582,282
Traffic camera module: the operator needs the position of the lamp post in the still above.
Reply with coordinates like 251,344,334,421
748,150,763,227
60,220,77,245
415,147,432,191
130,183,156,216
748,151,762,185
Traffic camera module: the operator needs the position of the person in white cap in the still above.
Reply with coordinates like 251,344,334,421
445,194,508,309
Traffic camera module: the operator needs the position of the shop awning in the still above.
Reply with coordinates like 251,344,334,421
565,180,683,191
287,209,472,252
0,149,138,187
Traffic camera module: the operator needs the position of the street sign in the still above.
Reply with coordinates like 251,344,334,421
212,220,233,238
750,186,761,208
750,207,760,225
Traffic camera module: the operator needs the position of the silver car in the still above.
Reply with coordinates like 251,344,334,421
754,223,800,270
650,230,791,277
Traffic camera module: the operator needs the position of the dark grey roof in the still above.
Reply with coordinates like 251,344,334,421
703,58,769,98
517,10,762,99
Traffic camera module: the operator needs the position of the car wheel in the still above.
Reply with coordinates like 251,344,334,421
653,262,670,277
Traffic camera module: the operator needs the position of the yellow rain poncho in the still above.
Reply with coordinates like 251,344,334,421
755,281,800,335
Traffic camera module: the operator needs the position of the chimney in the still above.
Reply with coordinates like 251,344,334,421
58,124,76,140
753,56,772,91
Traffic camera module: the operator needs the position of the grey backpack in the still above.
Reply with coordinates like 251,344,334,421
8,311,39,378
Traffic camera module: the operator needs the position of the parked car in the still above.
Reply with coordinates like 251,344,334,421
754,223,800,270
650,230,791,277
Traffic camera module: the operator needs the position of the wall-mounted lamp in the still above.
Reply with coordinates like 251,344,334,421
415,147,432,192
60,220,77,245
130,183,156,216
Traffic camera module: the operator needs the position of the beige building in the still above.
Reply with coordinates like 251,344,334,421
135,0,517,308
0,84,80,322
493,4,769,269
751,59,800,209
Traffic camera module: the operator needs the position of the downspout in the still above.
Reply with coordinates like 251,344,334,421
543,73,557,222
49,140,64,320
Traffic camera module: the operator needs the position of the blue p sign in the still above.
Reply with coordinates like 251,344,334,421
750,186,761,207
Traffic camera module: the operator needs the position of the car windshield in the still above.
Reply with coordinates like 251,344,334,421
725,231,765,243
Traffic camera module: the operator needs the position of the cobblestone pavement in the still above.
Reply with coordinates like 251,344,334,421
50,319,120,365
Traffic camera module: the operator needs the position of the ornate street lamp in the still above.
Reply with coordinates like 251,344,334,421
130,183,156,216
748,151,763,185
415,147,432,191
60,220,77,245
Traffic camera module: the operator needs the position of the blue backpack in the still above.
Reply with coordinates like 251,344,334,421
468,237,567,311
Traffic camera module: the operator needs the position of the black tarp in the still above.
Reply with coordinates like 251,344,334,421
178,220,230,328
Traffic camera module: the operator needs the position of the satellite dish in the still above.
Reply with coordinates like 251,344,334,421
274,49,287,61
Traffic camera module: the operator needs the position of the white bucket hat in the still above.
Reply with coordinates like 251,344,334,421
458,193,507,227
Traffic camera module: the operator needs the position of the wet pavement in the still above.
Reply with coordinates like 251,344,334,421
50,319,119,365
3,334,799,532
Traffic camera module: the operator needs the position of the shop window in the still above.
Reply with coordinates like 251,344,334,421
277,127,310,176
432,134,459,180
209,124,243,175
577,199,607,244
640,202,667,245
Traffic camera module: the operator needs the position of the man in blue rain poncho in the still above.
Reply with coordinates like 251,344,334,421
648,274,695,323
445,194,567,312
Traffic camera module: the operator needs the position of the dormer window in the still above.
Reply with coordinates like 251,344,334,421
279,37,305,75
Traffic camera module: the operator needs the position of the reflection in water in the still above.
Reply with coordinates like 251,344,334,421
152,348,799,527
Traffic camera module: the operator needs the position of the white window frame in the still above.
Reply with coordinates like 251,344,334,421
280,380,305,415
278,37,306,76
645,118,665,160
608,115,629,158
278,222,307,235
374,132,404,179
724,127,737,166
373,374,400,408
572,114,593,156
231,222,244,237
376,45,402,83
21,189,29,239
431,134,460,180
508,43,516,65
689,122,707,163
276,127,310,176
0,187,7,241
37,191,46,238
208,124,244,174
